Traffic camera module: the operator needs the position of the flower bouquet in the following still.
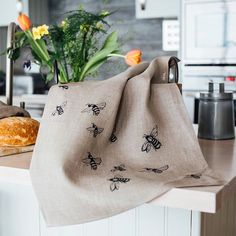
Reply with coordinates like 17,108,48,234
8,8,142,83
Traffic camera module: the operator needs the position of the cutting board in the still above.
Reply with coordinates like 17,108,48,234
0,145,34,157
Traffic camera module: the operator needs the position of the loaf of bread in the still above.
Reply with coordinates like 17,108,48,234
0,117,39,146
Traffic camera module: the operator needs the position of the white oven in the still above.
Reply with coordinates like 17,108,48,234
182,0,236,65
181,0,236,122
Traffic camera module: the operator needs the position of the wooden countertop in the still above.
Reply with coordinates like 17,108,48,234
0,126,235,213
150,137,236,213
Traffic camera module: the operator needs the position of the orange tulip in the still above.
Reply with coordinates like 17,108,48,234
125,50,142,66
18,14,31,31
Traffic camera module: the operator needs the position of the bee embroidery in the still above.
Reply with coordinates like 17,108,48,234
141,125,161,153
86,123,104,137
109,133,117,142
140,165,169,174
51,101,67,116
58,85,69,90
81,102,106,116
185,173,202,179
82,152,102,170
108,174,130,192
111,164,126,172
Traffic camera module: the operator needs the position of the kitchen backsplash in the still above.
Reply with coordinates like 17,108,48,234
0,0,177,95
48,0,177,79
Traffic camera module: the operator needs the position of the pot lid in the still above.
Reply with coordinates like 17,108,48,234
200,83,233,100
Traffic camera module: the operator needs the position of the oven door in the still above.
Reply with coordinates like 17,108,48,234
183,0,236,64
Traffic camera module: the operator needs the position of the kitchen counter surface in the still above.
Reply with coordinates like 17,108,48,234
0,127,235,214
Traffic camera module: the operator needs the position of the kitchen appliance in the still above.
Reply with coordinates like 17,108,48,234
180,0,236,122
198,83,235,140
182,0,236,65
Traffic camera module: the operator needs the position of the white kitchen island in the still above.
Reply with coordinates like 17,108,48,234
0,130,235,236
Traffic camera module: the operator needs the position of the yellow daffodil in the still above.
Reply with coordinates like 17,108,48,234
61,20,67,27
32,27,41,40
96,23,103,30
38,24,49,36
100,10,109,17
32,24,49,40
80,24,89,32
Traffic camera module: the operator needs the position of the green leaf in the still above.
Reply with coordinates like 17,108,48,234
1,32,28,58
46,73,54,83
24,31,51,66
80,31,119,80
14,31,25,37
10,48,21,61
36,39,50,58
31,50,42,64
0,48,8,56
26,36,45,60
102,31,118,50
79,58,107,81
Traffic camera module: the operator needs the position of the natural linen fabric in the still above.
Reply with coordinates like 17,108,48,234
30,57,223,227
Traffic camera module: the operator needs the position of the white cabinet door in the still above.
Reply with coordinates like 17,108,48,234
0,182,40,236
137,204,165,236
191,211,201,236
0,182,197,236
135,0,180,18
165,208,192,236
183,0,236,64
0,0,29,26
40,213,85,236
110,209,136,236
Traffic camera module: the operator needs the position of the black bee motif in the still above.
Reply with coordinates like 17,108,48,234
185,173,202,179
23,60,31,70
82,152,102,170
108,174,130,192
86,123,104,137
58,85,69,90
51,101,67,116
81,102,106,116
141,125,161,153
111,164,126,172
109,133,117,142
140,165,169,174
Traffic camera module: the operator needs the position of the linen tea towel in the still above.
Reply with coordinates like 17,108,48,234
30,56,223,226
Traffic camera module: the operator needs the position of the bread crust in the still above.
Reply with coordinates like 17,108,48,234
0,117,39,146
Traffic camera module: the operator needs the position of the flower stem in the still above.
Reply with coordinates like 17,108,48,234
49,37,69,83
25,31,50,63
57,62,68,83
108,53,125,58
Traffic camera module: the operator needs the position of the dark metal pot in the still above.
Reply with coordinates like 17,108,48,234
198,83,235,140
